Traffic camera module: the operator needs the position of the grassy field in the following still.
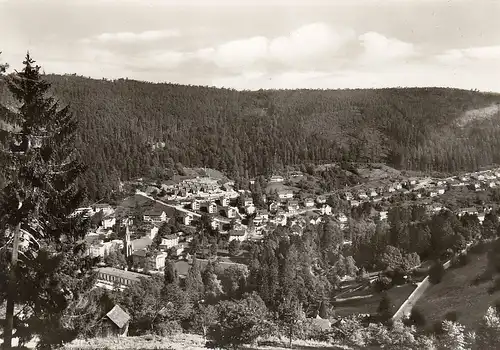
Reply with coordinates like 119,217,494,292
332,284,415,317
265,182,300,194
414,250,500,330
64,334,347,350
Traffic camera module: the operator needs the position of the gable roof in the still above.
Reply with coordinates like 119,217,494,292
106,305,130,329
131,236,153,251
144,209,165,216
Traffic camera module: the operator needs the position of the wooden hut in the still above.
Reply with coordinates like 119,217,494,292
101,305,131,337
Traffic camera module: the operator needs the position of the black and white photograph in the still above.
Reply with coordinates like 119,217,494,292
1,0,500,349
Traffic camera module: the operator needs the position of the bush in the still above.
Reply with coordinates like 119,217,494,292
373,276,392,292
407,307,426,328
295,319,332,342
388,268,407,286
154,320,183,336
208,292,271,349
450,254,470,268
429,261,445,284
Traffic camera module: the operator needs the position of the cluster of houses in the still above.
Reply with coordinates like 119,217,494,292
85,167,500,290
159,176,238,200
338,168,500,209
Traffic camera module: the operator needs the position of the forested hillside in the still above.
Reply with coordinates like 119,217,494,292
2,74,500,199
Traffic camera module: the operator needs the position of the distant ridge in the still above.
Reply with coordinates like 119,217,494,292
2,74,500,200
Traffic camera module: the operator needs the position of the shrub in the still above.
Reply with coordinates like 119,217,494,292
408,307,426,328
429,262,445,284
450,254,469,268
154,321,183,336
373,276,392,292
295,319,332,342
208,292,271,349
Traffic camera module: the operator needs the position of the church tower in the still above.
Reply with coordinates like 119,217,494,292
122,220,132,258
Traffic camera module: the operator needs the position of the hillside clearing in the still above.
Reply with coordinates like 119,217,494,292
332,284,415,317
414,250,500,330
457,104,500,127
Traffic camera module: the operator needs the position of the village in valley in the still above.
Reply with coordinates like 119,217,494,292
80,163,500,291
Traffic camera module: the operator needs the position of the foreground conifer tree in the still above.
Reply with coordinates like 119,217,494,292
0,53,97,349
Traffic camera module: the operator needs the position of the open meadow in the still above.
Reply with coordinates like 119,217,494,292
414,247,500,330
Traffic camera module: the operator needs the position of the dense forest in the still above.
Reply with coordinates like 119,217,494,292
2,74,500,199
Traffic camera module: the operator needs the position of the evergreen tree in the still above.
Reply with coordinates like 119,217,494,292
164,259,178,285
429,260,446,284
377,293,393,323
0,53,96,348
185,257,204,301
228,239,241,256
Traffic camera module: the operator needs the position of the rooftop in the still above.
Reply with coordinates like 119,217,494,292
97,267,149,282
106,305,130,329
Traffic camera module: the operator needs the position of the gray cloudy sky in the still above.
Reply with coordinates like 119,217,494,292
1,0,499,91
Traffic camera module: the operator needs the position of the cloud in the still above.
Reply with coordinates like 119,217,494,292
195,22,355,70
200,36,269,69
268,23,355,66
436,45,500,64
82,29,180,43
358,31,416,65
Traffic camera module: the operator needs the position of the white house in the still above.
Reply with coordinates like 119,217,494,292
316,196,327,204
229,229,247,242
218,197,230,207
269,175,285,183
147,252,169,270
245,204,256,215
268,202,280,212
93,204,115,216
224,207,238,219
342,192,353,201
274,214,287,226
278,190,294,199
191,200,201,211
182,213,194,226
357,191,368,200
143,210,167,223
286,200,300,214
89,241,116,258
102,216,116,229
336,213,348,224
204,201,217,214
72,207,94,218
160,234,179,250
457,207,479,217
320,204,332,216
243,198,254,207
303,198,315,208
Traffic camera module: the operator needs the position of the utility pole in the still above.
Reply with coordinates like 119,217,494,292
3,222,21,349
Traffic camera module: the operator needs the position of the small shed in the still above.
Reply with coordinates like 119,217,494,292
101,305,131,337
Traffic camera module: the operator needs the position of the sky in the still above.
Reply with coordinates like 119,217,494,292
1,0,499,91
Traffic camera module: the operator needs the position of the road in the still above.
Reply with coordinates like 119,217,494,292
136,191,201,218
391,241,474,321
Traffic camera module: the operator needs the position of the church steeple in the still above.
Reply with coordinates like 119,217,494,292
122,219,132,258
